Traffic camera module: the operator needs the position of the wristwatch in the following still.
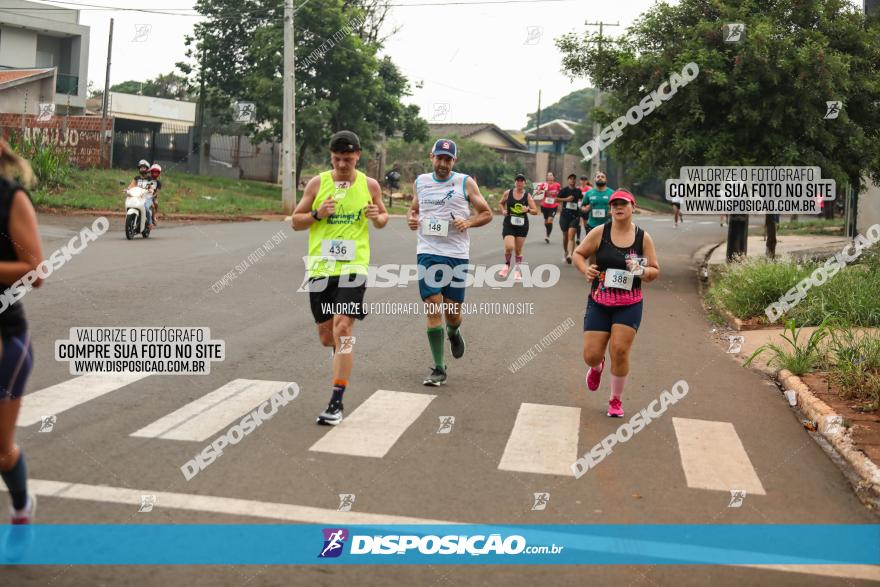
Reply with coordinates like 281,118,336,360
310,209,320,221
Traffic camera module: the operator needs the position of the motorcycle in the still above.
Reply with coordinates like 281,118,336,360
124,186,151,240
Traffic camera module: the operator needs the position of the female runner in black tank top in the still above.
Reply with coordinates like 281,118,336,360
0,138,42,524
572,189,660,418
498,174,538,280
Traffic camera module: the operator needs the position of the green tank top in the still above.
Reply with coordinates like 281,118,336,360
308,170,371,278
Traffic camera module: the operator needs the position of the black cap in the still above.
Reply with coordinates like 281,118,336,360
329,130,361,153
515,173,526,181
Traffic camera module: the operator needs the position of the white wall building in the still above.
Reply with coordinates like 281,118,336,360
0,0,90,114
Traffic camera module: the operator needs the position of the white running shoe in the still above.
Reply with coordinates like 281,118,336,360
9,494,36,525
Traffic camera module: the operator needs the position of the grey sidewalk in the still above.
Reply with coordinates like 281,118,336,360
708,234,850,265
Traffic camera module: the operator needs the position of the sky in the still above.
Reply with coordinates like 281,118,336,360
27,0,664,129
21,0,663,130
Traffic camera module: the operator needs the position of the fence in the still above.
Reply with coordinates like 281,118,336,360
111,124,280,183
0,113,112,168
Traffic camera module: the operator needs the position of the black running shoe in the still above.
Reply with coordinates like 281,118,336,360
423,366,447,386
448,329,465,359
316,400,343,425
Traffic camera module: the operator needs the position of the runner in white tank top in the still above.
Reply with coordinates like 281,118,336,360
407,139,493,386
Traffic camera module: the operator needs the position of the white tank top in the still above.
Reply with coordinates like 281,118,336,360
415,171,471,259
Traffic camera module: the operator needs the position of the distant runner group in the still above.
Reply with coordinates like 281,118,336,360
292,130,660,425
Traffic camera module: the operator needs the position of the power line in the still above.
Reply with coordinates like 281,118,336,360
9,0,578,13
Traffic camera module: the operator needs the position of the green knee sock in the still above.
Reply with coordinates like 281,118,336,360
427,326,445,370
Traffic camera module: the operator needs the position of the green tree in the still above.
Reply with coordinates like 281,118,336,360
557,0,880,255
387,137,517,189
111,72,193,100
178,0,427,179
524,87,596,129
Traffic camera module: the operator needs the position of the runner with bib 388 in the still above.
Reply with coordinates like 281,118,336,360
573,190,660,418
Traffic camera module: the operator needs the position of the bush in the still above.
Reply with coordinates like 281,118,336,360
791,263,880,326
386,137,518,189
826,324,880,411
7,135,74,189
709,246,880,326
745,319,830,375
708,256,815,319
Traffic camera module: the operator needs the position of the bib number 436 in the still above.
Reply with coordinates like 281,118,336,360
321,239,356,261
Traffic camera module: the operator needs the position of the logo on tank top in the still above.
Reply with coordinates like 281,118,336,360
423,188,457,206
327,199,364,225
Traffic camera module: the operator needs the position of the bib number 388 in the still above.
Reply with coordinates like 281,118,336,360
604,268,634,291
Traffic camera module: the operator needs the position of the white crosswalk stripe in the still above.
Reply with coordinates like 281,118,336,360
310,389,436,458
499,403,580,476
673,417,766,494
131,378,293,441
18,373,152,427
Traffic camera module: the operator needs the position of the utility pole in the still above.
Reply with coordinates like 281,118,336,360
196,44,207,175
583,21,618,180
282,0,296,213
101,18,114,168
535,89,542,149
101,18,113,119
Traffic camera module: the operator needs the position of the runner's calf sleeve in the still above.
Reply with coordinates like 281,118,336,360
1,452,28,510
427,326,445,369
515,256,523,264
505,253,511,266
610,374,627,400
545,223,552,237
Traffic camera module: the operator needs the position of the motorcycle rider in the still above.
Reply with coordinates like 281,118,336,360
127,160,151,190
146,164,162,228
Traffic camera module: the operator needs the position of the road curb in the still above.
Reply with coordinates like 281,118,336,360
698,241,880,511
777,369,880,510
696,241,755,332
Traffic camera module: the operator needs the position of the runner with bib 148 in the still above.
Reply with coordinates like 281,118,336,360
407,139,493,386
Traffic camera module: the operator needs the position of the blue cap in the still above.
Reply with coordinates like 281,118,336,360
431,139,457,159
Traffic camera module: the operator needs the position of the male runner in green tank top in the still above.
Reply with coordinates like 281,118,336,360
292,130,388,425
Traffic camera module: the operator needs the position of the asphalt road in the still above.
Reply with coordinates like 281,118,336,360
1,211,876,586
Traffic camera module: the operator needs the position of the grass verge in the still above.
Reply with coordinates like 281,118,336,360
33,167,290,216
707,246,880,327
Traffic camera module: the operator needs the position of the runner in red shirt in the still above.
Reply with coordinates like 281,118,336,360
538,172,561,243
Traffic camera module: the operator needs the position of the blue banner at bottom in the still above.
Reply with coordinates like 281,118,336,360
1,525,877,565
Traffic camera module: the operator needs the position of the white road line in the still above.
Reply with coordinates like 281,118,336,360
131,379,293,441
653,218,672,222
742,565,880,581
498,403,580,476
673,417,766,495
24,478,454,525
309,389,435,458
18,374,152,427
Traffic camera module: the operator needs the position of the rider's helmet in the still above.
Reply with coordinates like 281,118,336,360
138,159,150,171
149,164,162,177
